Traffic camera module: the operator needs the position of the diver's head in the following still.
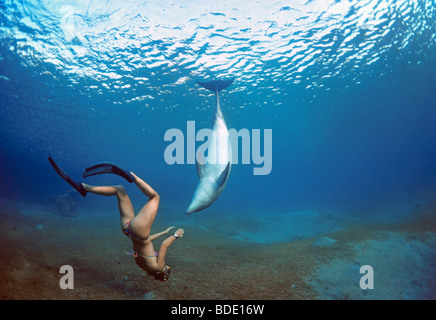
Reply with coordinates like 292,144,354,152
152,265,171,281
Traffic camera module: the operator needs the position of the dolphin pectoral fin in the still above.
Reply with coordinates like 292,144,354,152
215,162,230,189
196,160,206,178
198,78,234,93
195,156,206,179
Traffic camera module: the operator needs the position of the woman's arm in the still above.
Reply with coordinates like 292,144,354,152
156,228,184,271
149,226,174,241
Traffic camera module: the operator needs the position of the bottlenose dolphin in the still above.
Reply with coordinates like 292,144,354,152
186,79,234,214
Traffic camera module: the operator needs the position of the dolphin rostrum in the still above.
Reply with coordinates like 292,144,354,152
186,79,234,214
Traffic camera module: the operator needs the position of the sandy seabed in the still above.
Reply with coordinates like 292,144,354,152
0,201,435,300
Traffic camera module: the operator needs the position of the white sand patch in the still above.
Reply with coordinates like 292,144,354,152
307,231,436,299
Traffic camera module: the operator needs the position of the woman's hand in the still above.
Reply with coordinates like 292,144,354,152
164,226,175,234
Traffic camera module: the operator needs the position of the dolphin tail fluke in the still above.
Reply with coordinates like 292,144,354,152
198,78,234,93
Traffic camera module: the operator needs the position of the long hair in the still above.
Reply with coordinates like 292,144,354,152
151,265,171,281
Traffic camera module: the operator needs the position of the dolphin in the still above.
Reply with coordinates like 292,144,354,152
186,79,234,214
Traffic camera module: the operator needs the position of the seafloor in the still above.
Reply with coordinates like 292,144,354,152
0,199,435,300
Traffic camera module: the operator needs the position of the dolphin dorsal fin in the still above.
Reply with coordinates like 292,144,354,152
215,162,230,189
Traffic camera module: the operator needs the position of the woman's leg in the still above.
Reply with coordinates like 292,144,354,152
83,183,135,227
128,172,160,239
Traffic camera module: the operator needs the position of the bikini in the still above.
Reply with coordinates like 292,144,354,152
124,250,158,259
122,220,150,242
122,220,157,258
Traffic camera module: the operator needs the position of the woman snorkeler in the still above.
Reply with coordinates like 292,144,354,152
48,155,184,281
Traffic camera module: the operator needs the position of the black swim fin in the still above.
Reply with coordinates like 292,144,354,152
82,162,135,183
48,154,87,197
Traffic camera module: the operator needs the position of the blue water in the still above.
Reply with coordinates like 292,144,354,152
1,0,436,227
